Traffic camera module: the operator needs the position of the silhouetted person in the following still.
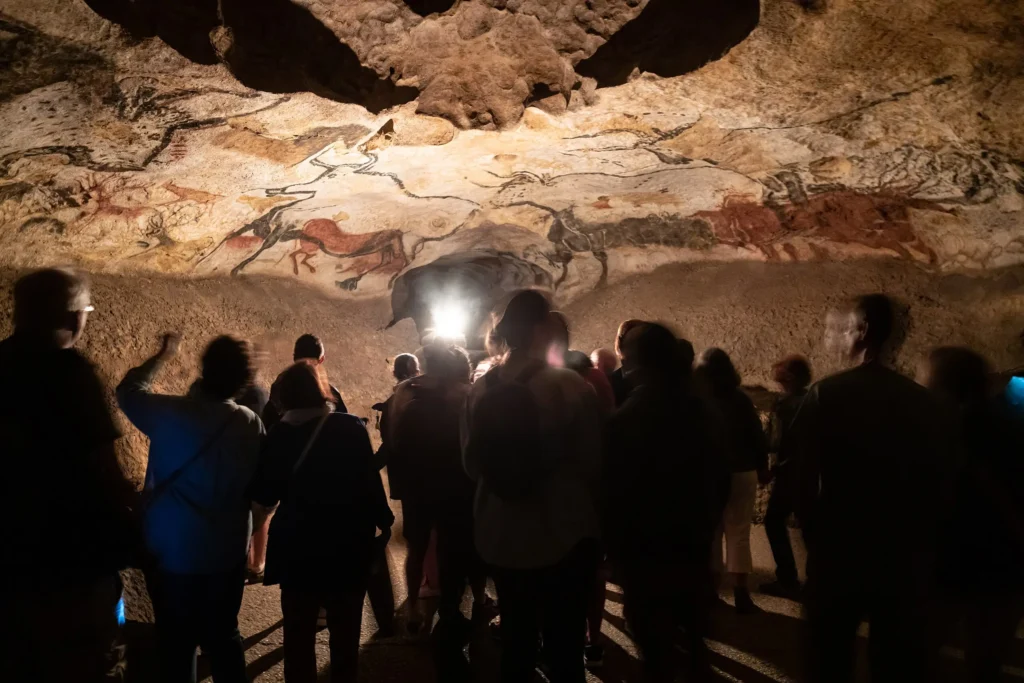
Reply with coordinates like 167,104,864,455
365,353,422,638
549,313,613,666
606,322,725,683
239,346,271,580
464,290,602,683
677,338,696,374
249,362,394,683
761,355,812,598
2,268,135,683
791,294,955,683
373,353,421,468
610,319,644,407
927,347,1024,683
389,344,478,633
591,347,618,377
695,348,768,614
551,312,615,419
393,352,420,382
263,334,348,429
118,334,264,683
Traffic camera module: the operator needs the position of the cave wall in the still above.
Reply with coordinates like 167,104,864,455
0,0,1021,315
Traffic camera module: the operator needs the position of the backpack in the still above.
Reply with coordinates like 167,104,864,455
467,363,550,501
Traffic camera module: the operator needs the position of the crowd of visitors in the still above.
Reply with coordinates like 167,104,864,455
5,267,1024,683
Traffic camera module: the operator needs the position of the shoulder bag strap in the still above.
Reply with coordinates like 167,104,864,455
292,411,331,475
144,411,237,508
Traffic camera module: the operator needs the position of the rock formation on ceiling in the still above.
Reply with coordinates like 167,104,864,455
0,0,1022,332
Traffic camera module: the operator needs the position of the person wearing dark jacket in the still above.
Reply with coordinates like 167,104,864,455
250,362,394,683
695,348,768,614
262,334,349,429
605,322,726,683
389,345,475,633
790,294,955,683
609,319,644,407
761,355,812,598
927,347,1024,683
2,268,136,683
253,335,350,584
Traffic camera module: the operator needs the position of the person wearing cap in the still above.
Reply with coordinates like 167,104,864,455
1,268,136,683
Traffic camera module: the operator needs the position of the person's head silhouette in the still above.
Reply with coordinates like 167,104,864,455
772,355,812,395
393,353,420,382
493,290,552,358
843,294,894,364
293,334,326,364
13,268,94,349
201,336,254,401
925,346,991,406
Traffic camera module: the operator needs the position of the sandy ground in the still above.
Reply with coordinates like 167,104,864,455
121,525,1024,683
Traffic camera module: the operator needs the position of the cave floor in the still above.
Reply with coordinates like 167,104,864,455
124,527,1024,683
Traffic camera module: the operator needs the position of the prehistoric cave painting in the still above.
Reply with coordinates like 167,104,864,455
690,191,944,263
207,134,478,291
285,218,407,283
506,182,950,289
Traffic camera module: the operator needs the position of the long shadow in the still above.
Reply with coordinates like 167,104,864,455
576,0,760,87
587,616,645,683
218,0,417,112
605,586,625,605
243,618,283,651
246,645,285,681
602,596,815,682
82,0,417,112
707,601,809,682
83,0,220,64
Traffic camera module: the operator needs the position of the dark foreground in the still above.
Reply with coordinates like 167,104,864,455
120,527,1024,683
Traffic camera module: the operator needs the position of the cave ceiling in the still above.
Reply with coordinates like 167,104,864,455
0,0,1022,313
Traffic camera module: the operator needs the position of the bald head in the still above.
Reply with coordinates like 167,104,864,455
843,294,895,363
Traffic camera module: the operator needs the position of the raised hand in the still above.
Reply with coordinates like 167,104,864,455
158,333,181,361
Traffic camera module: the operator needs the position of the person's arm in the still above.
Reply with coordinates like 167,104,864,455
330,385,349,414
743,394,771,484
767,401,782,458
572,377,604,497
790,385,823,539
116,334,180,436
462,383,482,481
71,358,137,511
262,377,283,430
601,409,630,563
248,430,285,514
348,420,395,540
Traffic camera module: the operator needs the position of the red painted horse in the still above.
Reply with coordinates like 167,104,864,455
289,218,407,277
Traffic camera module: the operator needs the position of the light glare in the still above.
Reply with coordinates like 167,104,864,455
433,302,468,340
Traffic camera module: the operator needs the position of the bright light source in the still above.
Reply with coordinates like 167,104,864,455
432,301,469,340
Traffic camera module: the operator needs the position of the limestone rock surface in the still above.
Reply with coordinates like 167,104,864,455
0,0,1021,328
